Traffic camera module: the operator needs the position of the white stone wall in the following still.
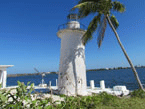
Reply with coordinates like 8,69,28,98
57,28,87,96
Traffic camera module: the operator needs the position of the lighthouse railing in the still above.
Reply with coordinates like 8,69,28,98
58,23,87,31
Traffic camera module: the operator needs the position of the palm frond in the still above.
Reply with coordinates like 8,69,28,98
82,14,101,45
73,2,90,9
97,15,107,48
110,15,119,29
72,2,98,18
112,1,125,13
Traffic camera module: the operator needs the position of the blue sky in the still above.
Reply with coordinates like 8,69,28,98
0,0,145,74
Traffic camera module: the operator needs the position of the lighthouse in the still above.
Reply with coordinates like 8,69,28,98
57,13,88,96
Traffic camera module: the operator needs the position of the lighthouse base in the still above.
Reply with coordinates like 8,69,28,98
77,90,90,96
58,89,89,96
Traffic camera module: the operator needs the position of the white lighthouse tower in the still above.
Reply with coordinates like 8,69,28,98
57,13,88,96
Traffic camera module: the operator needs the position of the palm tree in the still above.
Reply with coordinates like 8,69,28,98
72,0,144,90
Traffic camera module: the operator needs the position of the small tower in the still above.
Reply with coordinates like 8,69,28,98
57,13,88,96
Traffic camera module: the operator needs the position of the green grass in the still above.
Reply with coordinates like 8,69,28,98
55,92,145,109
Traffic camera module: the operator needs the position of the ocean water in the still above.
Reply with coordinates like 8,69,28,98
7,68,145,90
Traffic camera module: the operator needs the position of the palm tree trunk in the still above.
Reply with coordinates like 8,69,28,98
106,14,144,90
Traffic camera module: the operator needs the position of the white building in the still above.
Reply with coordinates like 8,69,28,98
57,14,88,96
0,65,14,88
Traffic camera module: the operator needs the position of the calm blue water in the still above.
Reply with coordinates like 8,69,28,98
7,68,145,90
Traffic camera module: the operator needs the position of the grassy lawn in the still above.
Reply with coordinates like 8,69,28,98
55,92,145,109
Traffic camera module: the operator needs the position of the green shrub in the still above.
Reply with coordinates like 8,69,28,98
0,89,9,107
130,89,145,98
56,92,118,109
0,81,55,108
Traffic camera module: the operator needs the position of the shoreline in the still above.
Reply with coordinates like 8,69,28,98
7,72,57,77
8,66,145,77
